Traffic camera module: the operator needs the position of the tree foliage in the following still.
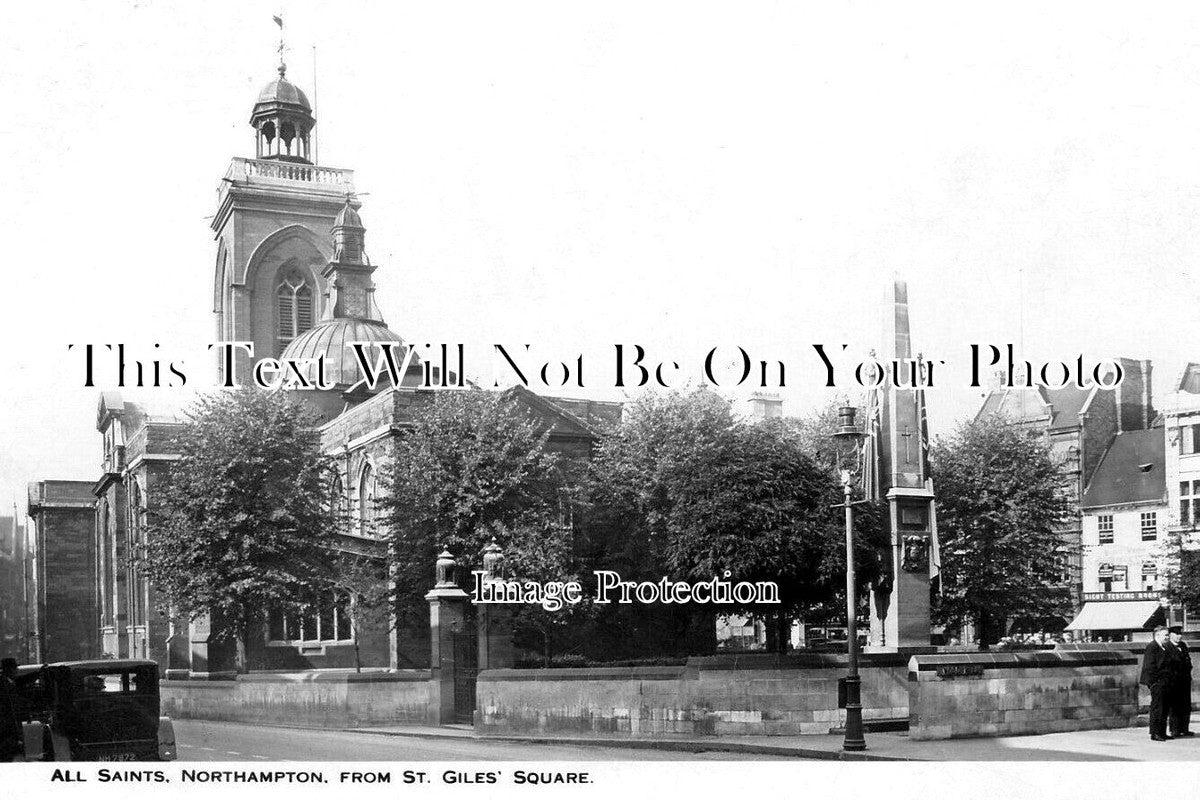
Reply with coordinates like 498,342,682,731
583,391,882,652
930,416,1075,644
379,389,570,628
140,388,336,655
1162,528,1200,614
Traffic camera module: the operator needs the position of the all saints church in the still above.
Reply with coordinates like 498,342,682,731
27,64,620,675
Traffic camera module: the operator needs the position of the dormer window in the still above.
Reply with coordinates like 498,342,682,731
276,270,313,348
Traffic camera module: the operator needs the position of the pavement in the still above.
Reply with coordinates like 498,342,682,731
344,714,1200,761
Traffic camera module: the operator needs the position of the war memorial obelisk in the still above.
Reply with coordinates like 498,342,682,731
865,278,939,650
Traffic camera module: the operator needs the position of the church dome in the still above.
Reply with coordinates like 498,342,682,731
280,318,410,388
254,68,311,112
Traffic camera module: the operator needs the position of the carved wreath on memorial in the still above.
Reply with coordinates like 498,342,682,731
902,535,929,573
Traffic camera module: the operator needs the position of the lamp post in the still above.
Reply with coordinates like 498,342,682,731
833,405,867,752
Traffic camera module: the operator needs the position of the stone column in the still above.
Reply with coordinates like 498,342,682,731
187,611,237,680
425,549,469,725
477,540,514,670
164,613,191,681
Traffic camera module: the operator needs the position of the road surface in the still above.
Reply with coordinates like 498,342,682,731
174,719,788,761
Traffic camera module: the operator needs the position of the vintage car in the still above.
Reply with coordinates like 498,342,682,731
1,660,176,762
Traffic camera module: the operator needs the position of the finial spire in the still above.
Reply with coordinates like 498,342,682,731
273,13,286,73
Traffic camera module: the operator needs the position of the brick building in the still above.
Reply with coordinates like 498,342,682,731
25,480,99,662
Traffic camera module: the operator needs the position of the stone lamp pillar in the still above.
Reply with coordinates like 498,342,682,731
425,548,469,724
477,539,515,670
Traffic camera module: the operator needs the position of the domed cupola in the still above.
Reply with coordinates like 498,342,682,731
332,199,366,264
250,64,315,163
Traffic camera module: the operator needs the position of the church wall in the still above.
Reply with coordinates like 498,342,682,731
319,388,414,449
136,462,176,670
95,479,129,659
214,202,339,386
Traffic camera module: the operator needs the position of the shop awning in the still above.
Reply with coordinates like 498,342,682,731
1064,600,1161,632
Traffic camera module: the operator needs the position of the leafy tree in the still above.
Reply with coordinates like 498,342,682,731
1161,528,1200,615
379,389,571,629
583,390,881,653
333,550,393,673
486,517,595,666
140,388,336,671
930,416,1075,647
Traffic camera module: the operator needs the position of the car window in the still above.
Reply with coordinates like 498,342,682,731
79,673,130,694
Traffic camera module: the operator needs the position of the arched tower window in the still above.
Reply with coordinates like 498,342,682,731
358,463,376,537
276,270,314,348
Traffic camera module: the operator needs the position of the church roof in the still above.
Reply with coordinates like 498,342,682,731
334,201,363,229
280,318,408,388
255,73,311,111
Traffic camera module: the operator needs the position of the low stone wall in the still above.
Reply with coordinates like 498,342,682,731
908,651,1138,740
1055,641,1200,713
477,653,910,738
161,670,431,728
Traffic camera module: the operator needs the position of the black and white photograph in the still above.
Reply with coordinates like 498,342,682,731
3,2,1200,796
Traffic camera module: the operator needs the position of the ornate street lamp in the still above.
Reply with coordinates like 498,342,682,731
832,405,868,752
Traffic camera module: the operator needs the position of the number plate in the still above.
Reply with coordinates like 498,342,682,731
97,752,137,762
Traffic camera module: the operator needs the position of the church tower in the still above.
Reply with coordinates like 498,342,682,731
212,63,360,386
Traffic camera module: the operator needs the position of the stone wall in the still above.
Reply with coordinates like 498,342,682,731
477,653,911,738
1056,641,1200,713
908,650,1138,740
161,670,431,728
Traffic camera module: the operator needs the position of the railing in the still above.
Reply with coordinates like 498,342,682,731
225,157,354,190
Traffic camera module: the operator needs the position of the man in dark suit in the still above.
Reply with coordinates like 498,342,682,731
1168,626,1194,738
1142,625,1181,741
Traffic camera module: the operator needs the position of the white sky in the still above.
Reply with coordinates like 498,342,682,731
3,1,1200,509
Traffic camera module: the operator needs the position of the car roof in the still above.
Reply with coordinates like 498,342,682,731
20,660,159,671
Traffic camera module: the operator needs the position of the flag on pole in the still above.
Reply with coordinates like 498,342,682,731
273,15,283,28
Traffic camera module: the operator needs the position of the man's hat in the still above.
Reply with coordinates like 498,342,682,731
1169,625,1184,635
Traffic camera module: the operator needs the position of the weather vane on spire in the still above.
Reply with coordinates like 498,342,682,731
273,13,286,76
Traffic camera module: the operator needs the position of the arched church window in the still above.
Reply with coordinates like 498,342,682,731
358,463,376,537
276,270,314,348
